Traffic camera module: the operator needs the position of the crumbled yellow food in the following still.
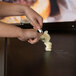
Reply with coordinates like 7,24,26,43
40,31,52,51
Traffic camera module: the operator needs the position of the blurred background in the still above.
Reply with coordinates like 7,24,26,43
1,0,76,22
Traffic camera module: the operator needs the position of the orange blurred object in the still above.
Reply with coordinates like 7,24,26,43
0,0,51,23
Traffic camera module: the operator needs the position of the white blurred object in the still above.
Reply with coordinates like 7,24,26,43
57,0,76,10
56,0,76,22
44,0,76,22
44,17,56,23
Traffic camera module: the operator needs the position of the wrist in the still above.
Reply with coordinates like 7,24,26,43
17,28,27,41
17,28,24,39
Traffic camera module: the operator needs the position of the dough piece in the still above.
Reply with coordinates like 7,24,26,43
40,31,52,51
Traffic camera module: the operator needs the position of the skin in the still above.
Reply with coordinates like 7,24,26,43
0,2,43,44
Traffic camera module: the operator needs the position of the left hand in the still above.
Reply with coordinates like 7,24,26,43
18,29,40,44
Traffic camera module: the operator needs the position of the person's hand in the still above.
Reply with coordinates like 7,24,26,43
24,6,43,30
18,29,40,44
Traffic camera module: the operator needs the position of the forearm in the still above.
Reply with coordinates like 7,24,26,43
0,21,23,38
0,1,26,17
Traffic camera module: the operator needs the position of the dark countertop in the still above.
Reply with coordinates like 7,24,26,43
0,22,76,76
0,38,5,76
6,32,76,76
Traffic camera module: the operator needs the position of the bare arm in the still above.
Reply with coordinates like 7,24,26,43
0,1,43,29
0,21,22,37
0,2,42,44
0,1,25,17
0,21,40,44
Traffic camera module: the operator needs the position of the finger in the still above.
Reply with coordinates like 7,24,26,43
18,37,26,41
34,11,43,28
30,21,38,30
28,39,35,44
28,39,37,44
33,26,37,30
37,16,43,28
30,19,41,30
28,38,38,44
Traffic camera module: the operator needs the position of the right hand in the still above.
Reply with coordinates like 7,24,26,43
24,6,43,30
18,29,40,44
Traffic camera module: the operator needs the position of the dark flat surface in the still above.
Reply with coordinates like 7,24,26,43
0,38,5,76
16,22,76,31
6,32,76,76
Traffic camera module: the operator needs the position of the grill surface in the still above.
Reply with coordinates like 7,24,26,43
2,22,76,76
